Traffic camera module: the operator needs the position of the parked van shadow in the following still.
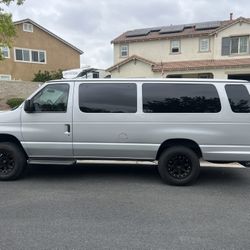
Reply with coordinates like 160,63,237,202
197,167,249,187
26,164,250,187
26,164,160,183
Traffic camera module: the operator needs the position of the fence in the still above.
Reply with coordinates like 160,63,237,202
0,81,41,110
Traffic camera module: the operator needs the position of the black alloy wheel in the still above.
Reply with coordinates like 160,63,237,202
0,142,27,181
0,150,15,177
158,146,200,186
166,153,192,179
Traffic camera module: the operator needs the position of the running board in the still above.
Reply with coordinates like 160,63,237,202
28,159,76,166
28,159,157,166
77,160,158,165
27,159,244,168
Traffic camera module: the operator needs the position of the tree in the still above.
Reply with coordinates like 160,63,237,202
0,0,25,59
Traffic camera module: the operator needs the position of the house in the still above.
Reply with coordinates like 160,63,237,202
0,18,83,81
107,16,250,80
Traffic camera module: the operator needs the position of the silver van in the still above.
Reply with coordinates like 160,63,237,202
0,78,250,185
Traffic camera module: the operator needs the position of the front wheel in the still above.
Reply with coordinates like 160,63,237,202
0,142,27,181
158,146,200,186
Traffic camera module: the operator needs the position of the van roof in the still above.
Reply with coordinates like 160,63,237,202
49,78,248,84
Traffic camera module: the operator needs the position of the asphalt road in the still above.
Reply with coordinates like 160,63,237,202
0,164,249,250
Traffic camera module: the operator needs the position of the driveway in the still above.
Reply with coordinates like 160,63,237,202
0,163,249,250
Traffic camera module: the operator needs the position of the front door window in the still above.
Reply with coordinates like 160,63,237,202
32,84,69,112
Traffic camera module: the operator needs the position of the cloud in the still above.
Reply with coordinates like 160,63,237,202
4,0,250,69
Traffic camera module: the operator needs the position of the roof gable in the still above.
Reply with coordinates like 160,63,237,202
107,55,156,72
211,17,250,35
14,18,83,54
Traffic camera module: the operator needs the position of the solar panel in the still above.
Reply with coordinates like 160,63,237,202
159,25,184,34
124,20,221,38
184,23,195,28
126,28,151,37
195,21,221,30
150,27,163,32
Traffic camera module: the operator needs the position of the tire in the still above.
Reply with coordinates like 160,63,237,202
158,146,200,186
0,142,27,181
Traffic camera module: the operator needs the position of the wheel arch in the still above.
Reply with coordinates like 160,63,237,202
156,138,202,160
0,134,28,159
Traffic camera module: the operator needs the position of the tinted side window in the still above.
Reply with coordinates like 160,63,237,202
79,83,137,113
143,83,221,113
225,85,250,113
32,84,69,112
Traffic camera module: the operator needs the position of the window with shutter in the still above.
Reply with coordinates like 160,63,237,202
221,37,230,56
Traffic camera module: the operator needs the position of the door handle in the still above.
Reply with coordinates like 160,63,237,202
64,124,71,136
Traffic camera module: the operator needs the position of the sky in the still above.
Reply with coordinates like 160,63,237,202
3,0,250,69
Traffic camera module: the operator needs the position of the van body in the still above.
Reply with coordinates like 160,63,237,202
0,78,250,185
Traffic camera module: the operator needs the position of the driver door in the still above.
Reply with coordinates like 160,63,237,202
21,82,73,159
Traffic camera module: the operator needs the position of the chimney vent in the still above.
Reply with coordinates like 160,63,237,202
230,13,233,20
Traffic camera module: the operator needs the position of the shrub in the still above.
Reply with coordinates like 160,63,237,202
6,98,25,108
33,69,63,82
51,69,63,80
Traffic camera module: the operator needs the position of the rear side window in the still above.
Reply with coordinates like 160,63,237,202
79,83,137,113
143,83,221,113
225,84,250,113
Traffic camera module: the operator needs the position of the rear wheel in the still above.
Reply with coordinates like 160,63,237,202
158,146,200,186
0,142,27,181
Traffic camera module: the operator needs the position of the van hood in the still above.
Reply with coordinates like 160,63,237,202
0,108,21,123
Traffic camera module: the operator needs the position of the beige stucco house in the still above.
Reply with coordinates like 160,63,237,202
107,17,250,80
0,19,83,81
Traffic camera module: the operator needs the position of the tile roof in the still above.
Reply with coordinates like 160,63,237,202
153,58,250,72
107,55,250,73
112,17,250,44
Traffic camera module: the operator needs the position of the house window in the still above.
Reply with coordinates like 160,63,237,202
170,40,180,53
0,74,11,81
0,47,10,58
15,48,30,61
31,50,46,63
199,38,210,52
231,36,248,54
222,36,249,56
23,49,30,61
120,45,129,57
23,23,33,32
92,72,99,78
15,48,46,64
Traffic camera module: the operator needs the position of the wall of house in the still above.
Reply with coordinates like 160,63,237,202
114,36,214,64
114,21,250,65
110,60,156,78
0,23,81,81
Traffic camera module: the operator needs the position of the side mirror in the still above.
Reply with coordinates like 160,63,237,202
24,100,34,113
